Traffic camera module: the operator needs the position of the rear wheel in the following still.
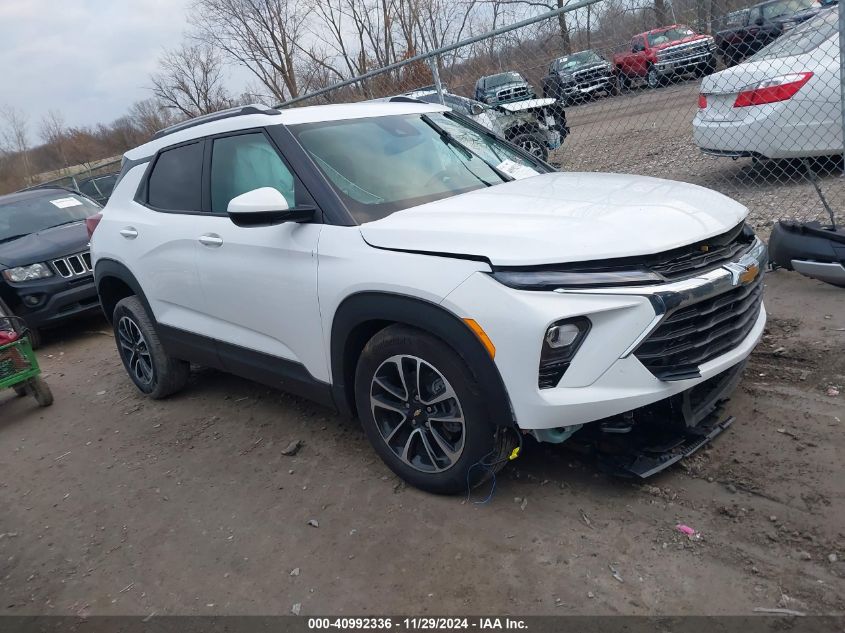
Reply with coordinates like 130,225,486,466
113,296,189,399
615,71,630,93
354,325,512,494
511,133,549,161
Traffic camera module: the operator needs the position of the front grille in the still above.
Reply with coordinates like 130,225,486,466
661,42,711,63
52,251,93,279
573,66,612,86
646,223,754,280
495,86,530,102
634,274,763,381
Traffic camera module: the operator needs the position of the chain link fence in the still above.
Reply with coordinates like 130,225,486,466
281,0,844,234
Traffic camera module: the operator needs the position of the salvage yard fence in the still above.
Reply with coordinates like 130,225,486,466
280,0,845,232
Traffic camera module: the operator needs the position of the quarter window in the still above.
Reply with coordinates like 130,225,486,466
210,132,297,213
147,141,204,212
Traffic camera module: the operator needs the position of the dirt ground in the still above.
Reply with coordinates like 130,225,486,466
0,269,842,617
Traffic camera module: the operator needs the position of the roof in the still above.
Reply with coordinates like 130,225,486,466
0,187,73,206
124,101,448,162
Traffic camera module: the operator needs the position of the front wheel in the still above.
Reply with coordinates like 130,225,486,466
511,133,549,161
646,66,662,89
112,296,189,399
615,71,630,93
27,377,53,407
354,325,513,494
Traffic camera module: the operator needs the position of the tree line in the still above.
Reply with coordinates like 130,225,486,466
1,0,740,195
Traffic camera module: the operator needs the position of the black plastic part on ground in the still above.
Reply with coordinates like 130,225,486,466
769,221,845,269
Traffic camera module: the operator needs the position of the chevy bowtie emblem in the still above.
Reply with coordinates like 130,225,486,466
724,261,760,286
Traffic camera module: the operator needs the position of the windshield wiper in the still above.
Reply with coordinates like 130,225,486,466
420,114,514,183
0,233,29,245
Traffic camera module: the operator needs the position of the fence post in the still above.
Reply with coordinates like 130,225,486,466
428,56,445,105
839,4,845,174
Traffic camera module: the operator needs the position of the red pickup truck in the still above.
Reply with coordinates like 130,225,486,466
613,25,717,89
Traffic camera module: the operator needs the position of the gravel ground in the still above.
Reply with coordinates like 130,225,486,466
552,81,845,232
0,271,842,616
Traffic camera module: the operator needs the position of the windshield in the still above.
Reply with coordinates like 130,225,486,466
555,51,602,71
648,26,696,46
485,72,524,88
0,192,100,244
290,113,547,223
750,7,836,60
761,0,816,19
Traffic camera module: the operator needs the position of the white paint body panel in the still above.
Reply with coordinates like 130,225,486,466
360,172,747,266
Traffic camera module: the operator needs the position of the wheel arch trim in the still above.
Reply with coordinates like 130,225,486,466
330,291,516,427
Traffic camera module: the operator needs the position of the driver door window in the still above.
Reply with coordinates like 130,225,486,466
210,132,300,213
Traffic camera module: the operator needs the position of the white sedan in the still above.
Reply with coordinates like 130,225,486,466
693,7,841,159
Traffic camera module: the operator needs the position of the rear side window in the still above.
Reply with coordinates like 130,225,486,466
147,141,203,211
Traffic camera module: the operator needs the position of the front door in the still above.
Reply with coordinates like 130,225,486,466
193,130,329,386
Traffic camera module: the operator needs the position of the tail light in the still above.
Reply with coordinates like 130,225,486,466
698,94,707,109
733,72,813,108
86,213,103,241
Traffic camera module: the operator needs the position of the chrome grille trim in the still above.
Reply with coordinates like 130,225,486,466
52,251,93,279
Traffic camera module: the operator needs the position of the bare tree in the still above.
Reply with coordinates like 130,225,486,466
482,0,572,55
0,105,32,185
151,43,233,117
39,109,70,169
129,99,181,138
191,0,313,103
654,0,667,26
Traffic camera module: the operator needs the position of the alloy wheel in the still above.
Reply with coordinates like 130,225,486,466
117,316,155,387
519,138,544,159
369,354,466,473
647,68,660,89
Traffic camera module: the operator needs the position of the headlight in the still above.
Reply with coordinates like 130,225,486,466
539,317,591,388
2,263,54,283
490,269,662,290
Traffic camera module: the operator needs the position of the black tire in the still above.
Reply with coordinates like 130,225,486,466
615,71,630,93
112,296,189,399
13,384,27,397
354,324,513,495
27,377,53,407
646,66,662,89
511,133,549,161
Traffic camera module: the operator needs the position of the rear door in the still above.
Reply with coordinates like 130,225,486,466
122,141,209,339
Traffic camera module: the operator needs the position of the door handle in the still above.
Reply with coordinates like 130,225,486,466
198,234,223,247
119,227,138,239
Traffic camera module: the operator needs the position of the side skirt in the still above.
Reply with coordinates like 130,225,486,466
157,324,336,410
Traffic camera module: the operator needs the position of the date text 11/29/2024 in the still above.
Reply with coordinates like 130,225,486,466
307,618,528,630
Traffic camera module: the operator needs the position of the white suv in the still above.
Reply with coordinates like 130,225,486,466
90,102,767,493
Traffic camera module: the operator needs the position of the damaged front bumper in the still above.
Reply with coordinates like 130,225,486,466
563,359,747,478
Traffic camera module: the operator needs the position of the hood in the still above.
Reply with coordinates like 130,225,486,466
652,34,711,51
359,173,747,267
560,62,610,76
497,98,556,112
0,221,89,268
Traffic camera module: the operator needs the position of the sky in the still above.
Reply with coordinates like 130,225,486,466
0,0,207,141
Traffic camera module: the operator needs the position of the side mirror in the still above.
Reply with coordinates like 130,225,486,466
227,187,314,227
470,103,485,116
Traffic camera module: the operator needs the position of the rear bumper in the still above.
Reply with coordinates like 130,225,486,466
4,276,101,329
693,101,844,159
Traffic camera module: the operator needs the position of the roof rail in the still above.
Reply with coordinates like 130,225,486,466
152,104,281,140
